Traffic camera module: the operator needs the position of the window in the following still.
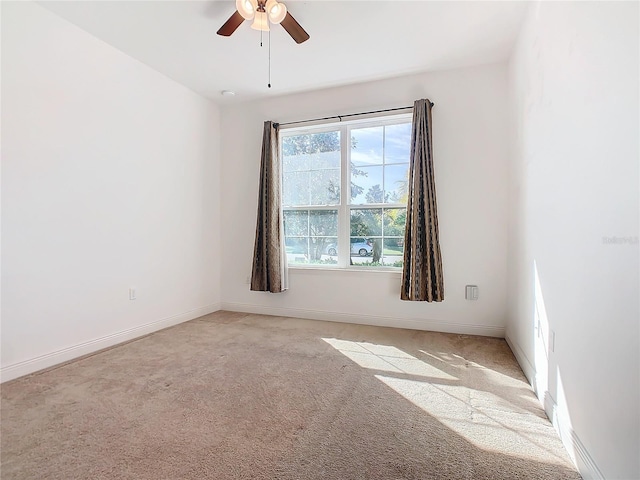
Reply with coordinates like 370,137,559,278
281,115,411,268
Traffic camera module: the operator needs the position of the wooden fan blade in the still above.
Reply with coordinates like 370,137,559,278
280,12,309,44
217,11,244,36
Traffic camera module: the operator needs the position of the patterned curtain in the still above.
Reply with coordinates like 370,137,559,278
251,121,288,293
401,99,444,301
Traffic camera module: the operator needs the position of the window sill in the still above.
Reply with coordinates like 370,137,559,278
288,265,402,277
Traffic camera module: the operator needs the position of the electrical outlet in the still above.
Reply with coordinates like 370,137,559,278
550,330,555,352
465,285,478,300
129,287,137,300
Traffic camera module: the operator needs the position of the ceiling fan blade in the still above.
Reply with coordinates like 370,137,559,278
217,11,244,37
280,12,309,44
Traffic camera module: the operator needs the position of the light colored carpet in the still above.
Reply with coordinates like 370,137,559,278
1,311,581,479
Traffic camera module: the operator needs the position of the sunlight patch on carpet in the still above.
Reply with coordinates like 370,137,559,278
322,338,457,380
376,374,575,466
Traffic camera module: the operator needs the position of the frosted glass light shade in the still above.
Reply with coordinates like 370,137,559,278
250,11,270,31
266,0,287,24
236,0,256,20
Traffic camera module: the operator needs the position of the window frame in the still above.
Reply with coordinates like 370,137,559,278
280,113,412,271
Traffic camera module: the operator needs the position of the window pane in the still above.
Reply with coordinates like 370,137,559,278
384,164,409,203
283,171,309,207
382,238,404,267
310,210,338,236
351,208,382,237
282,131,341,164
284,210,308,236
309,210,337,263
282,131,341,207
282,150,310,173
309,168,340,205
383,208,407,237
285,237,309,256
284,210,338,265
351,126,383,167
351,166,383,204
384,123,412,164
351,236,374,263
310,236,337,263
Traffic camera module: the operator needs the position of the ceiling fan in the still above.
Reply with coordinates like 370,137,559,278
217,0,310,44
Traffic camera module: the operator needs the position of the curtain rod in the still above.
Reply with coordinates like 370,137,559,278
276,102,434,127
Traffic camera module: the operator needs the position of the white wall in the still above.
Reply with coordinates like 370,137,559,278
507,2,639,479
220,64,510,337
1,2,221,381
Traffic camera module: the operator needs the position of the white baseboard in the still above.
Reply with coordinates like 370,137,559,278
544,391,604,480
0,302,222,383
505,335,603,480
504,333,535,387
220,302,506,338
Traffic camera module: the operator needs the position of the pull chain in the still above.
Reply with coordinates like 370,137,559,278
258,20,271,89
268,29,271,88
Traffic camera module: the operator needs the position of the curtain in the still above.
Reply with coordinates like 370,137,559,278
250,121,288,293
401,99,444,301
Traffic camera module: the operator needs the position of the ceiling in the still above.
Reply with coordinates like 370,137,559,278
38,1,529,104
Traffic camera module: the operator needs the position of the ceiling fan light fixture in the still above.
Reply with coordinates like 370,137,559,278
218,0,309,44
235,0,256,20
250,11,270,31
266,0,287,24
